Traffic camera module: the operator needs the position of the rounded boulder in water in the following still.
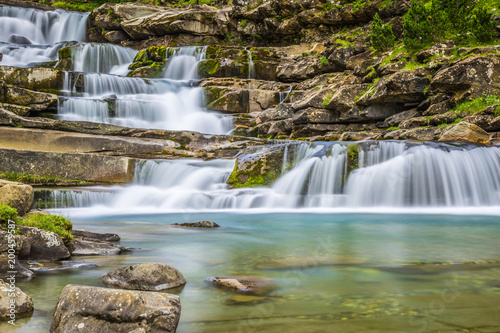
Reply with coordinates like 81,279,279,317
101,263,186,291
8,34,31,44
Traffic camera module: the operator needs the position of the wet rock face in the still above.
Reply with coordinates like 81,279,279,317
102,263,186,291
0,279,34,321
71,239,124,256
72,229,120,242
50,284,181,333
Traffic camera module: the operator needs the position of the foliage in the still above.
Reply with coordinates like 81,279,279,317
403,0,496,50
18,212,73,242
0,204,17,225
370,13,396,52
319,56,329,68
452,95,500,115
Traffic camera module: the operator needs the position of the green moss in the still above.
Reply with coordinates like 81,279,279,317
18,212,73,243
345,143,359,177
387,126,400,130
57,47,72,60
452,95,500,116
0,172,85,185
0,204,17,225
198,59,220,77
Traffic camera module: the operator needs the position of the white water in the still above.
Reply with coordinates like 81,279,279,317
0,5,87,67
164,46,207,80
246,48,255,79
40,141,500,214
58,45,232,134
70,43,138,75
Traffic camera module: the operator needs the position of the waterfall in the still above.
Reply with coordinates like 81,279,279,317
0,5,87,67
279,86,292,104
56,46,232,134
70,43,138,75
246,48,255,79
42,141,500,213
163,46,207,80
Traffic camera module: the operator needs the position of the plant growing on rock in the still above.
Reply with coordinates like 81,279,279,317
18,212,73,243
370,13,396,52
0,204,17,225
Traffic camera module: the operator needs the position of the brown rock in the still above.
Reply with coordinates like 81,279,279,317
50,284,180,333
172,221,220,228
0,181,33,216
439,121,491,144
206,276,276,295
0,279,33,321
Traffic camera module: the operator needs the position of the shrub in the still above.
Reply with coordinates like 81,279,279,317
0,204,17,225
403,0,496,50
18,212,73,242
370,13,396,52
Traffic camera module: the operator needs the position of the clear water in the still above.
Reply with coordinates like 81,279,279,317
3,212,500,332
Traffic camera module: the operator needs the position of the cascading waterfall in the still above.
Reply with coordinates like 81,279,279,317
279,86,293,104
69,43,138,75
0,5,87,67
57,43,232,134
246,48,255,79
38,141,500,213
164,46,207,80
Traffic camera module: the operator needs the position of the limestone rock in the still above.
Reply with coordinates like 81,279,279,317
0,279,33,321
72,229,120,242
0,181,33,216
430,55,500,100
439,121,491,144
0,253,33,278
71,239,124,256
359,71,428,105
206,276,276,295
50,284,181,333
17,226,70,261
102,263,186,291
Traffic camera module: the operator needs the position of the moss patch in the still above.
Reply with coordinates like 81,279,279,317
18,212,73,243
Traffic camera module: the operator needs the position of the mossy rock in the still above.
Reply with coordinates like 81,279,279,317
199,59,220,77
227,145,286,188
345,143,359,178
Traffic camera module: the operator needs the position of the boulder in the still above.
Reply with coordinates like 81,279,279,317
50,284,181,333
206,276,276,295
439,122,491,144
430,55,500,100
102,263,186,291
0,181,34,216
1,86,57,112
0,66,63,91
0,279,33,321
359,71,428,105
72,229,120,242
71,239,124,256
0,253,33,278
227,145,286,188
17,226,70,261
172,221,220,228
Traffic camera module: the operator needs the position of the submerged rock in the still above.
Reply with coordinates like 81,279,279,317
206,276,276,295
255,255,367,270
50,284,181,333
0,279,33,321
27,261,97,272
172,221,220,228
102,263,186,291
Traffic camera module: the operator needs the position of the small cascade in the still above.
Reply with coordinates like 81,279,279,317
43,141,500,212
0,5,87,67
34,189,113,209
70,43,138,75
246,48,255,79
163,46,207,80
279,86,293,104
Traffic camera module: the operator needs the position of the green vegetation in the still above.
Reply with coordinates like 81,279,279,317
0,204,17,224
319,56,329,68
240,19,249,27
323,95,332,107
18,212,73,242
370,13,395,52
387,127,401,130
452,95,500,115
0,172,85,185
403,0,496,51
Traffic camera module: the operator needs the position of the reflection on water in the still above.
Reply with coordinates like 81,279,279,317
3,213,500,332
